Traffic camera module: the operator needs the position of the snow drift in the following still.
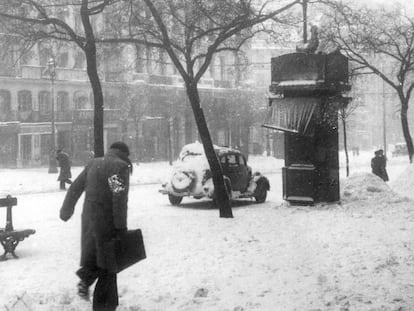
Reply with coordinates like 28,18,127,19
341,172,410,205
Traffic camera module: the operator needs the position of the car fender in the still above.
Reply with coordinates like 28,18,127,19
204,176,232,199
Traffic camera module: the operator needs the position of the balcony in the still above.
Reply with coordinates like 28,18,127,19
18,65,89,81
148,74,174,85
199,78,215,87
56,68,88,81
2,109,118,124
0,63,16,77
73,109,121,124
56,111,73,122
20,66,44,79
214,80,234,88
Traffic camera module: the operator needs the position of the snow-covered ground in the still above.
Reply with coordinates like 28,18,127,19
0,150,407,196
1,151,413,311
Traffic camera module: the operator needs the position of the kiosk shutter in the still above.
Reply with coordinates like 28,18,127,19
263,97,319,136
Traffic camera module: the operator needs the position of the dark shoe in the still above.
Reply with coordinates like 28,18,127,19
77,280,90,300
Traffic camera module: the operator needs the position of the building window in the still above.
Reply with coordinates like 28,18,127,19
57,52,69,68
220,56,226,81
74,92,89,109
0,90,11,115
18,90,32,112
0,47,15,76
74,51,86,69
209,56,215,79
159,49,166,75
56,7,69,22
38,91,51,116
146,47,153,74
57,91,69,112
135,44,144,73
39,45,52,67
75,15,83,34
104,92,118,109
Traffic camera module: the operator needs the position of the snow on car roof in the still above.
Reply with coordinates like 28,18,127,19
178,141,242,161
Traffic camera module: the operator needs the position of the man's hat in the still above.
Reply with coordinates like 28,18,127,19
110,141,130,156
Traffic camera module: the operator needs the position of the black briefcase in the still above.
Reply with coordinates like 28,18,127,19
103,229,146,273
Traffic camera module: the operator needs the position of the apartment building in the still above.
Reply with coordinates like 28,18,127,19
0,10,268,168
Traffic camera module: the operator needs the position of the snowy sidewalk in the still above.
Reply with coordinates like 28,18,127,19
0,161,173,196
0,151,409,197
1,170,414,311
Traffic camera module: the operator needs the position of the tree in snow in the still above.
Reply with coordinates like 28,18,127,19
105,0,301,217
0,0,121,157
339,68,362,177
320,1,414,163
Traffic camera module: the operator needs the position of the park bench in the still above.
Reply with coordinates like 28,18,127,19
0,195,35,260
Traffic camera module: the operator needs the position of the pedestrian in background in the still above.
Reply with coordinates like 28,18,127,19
56,149,72,190
59,141,132,311
371,149,389,182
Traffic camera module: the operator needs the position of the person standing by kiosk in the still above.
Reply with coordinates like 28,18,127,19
371,149,389,182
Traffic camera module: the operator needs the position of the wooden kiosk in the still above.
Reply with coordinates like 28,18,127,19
263,51,350,204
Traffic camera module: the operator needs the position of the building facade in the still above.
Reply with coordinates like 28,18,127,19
0,38,268,168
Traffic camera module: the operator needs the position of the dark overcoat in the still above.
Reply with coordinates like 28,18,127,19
371,155,389,182
60,148,130,269
56,152,72,181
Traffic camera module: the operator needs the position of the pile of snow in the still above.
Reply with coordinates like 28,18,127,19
391,164,414,200
341,172,409,205
178,141,206,160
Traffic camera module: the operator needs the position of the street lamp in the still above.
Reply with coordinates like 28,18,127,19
47,57,58,173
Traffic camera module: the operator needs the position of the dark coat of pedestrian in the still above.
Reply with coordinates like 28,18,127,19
60,142,132,311
56,149,72,190
371,149,389,182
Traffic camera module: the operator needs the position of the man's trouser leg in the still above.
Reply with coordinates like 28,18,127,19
60,180,66,190
92,270,118,311
76,266,99,287
76,216,98,297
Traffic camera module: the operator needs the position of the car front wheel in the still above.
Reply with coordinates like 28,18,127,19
168,194,183,205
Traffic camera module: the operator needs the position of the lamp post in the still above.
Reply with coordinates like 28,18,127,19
302,0,308,43
168,101,174,166
48,58,58,173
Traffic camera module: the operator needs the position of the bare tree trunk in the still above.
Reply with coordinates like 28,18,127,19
81,1,104,157
341,112,350,177
401,102,414,163
185,82,233,218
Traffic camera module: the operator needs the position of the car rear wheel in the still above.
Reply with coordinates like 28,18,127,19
168,194,183,205
254,185,267,203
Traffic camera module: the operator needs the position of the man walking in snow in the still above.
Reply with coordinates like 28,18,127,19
371,149,389,182
59,141,132,311
56,149,72,190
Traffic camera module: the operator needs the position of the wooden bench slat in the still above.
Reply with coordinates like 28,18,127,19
0,229,36,239
0,195,35,260
0,197,17,207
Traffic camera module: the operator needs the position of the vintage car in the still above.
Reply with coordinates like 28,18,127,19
392,143,408,157
159,142,270,205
